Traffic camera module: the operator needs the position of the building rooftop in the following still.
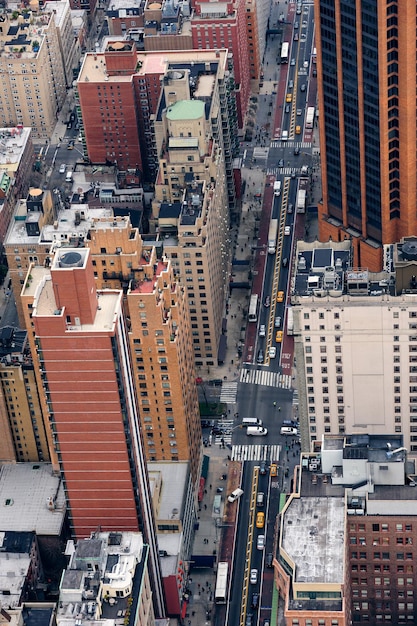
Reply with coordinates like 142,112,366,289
0,550,31,609
0,127,31,173
0,463,66,536
78,46,227,84
148,461,188,520
30,251,122,330
58,532,145,626
166,99,205,121
282,495,345,584
0,10,53,62
293,240,351,297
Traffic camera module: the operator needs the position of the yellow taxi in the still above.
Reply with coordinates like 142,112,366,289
286,93,292,103
295,125,301,134
277,290,284,303
256,511,265,528
276,330,283,343
270,464,278,477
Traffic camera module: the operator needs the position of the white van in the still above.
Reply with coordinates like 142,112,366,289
280,426,298,436
242,418,262,427
65,170,73,183
256,492,265,507
247,426,268,436
281,130,288,141
228,487,244,503
273,180,281,196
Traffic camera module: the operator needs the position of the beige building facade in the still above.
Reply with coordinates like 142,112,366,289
292,238,417,458
152,67,230,369
0,8,66,140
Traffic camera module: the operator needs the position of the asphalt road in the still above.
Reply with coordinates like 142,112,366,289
225,1,315,625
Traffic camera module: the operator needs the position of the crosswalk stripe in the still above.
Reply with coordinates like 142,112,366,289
270,140,312,149
230,444,281,462
240,368,292,390
220,382,238,403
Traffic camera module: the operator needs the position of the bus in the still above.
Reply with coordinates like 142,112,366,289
280,42,289,64
215,562,229,604
248,294,259,323
296,177,309,213
306,106,315,129
287,307,294,335
268,218,278,254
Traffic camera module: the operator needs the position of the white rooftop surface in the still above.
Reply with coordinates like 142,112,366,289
30,256,122,329
107,0,140,11
157,533,182,577
0,552,31,608
0,127,31,170
0,463,65,536
282,496,345,584
148,461,188,519
45,0,69,27
5,203,112,246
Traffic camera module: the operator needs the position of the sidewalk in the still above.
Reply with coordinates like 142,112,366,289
185,443,234,626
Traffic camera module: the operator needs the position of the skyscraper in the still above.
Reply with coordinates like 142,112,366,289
21,248,165,616
315,0,416,270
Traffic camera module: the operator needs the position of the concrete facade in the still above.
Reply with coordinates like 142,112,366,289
152,69,231,368
291,238,417,458
0,9,66,140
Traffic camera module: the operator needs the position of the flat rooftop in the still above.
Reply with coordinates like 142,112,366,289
282,495,345,584
0,463,65,536
148,461,188,519
5,202,112,247
78,47,227,84
0,127,31,170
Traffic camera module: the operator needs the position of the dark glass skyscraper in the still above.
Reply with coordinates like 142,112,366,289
316,0,416,270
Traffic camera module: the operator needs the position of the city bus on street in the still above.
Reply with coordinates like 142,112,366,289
248,294,260,322
281,42,289,63
215,562,229,604
306,106,315,129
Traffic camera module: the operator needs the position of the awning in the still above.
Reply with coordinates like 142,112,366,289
217,334,227,364
201,455,210,479
198,477,205,502
180,600,188,619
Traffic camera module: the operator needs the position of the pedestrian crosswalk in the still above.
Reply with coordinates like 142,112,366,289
266,167,297,176
270,141,312,149
230,444,281,462
220,381,238,404
240,368,292,389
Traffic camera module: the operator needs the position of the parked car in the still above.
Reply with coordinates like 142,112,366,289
251,594,259,609
250,569,258,585
284,226,291,236
274,316,281,328
266,553,274,568
259,324,266,337
257,535,265,550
